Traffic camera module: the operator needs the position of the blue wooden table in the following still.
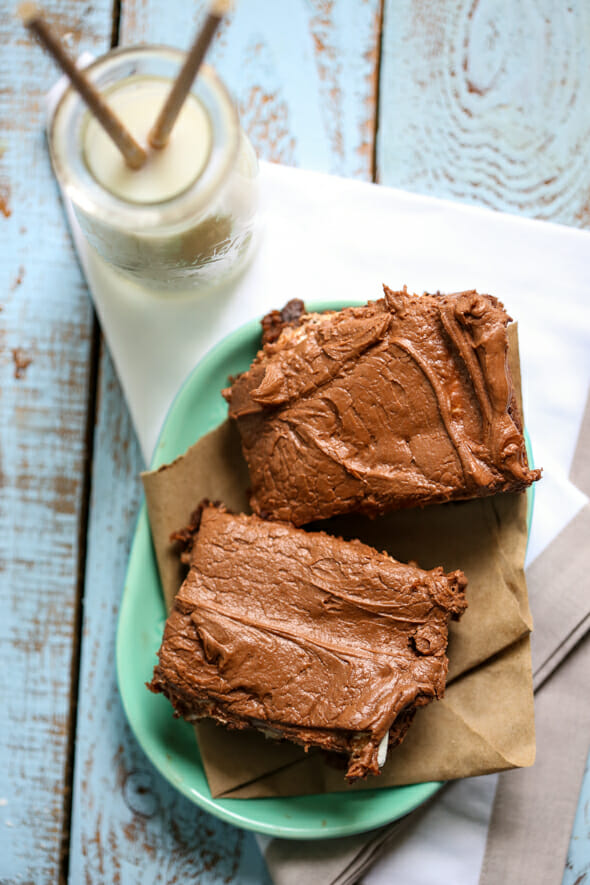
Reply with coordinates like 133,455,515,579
1,1,589,881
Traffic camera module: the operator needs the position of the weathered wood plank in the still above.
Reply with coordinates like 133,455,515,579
564,752,590,884
0,3,114,882
377,0,590,227
69,1,381,881
378,2,590,881
120,0,383,179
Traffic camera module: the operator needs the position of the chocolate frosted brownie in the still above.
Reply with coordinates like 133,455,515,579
149,503,467,780
224,288,541,525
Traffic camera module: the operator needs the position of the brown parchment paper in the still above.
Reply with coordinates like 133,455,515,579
142,325,535,798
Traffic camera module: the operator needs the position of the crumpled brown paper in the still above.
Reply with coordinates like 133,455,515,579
142,325,535,799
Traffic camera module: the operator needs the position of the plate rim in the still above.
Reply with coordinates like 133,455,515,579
117,300,534,839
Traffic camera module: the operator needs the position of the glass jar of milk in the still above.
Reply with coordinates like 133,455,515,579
49,46,258,291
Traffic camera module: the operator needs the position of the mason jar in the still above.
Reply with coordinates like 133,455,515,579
49,45,258,292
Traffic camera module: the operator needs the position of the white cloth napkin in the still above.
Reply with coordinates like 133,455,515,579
62,160,590,556
48,71,590,885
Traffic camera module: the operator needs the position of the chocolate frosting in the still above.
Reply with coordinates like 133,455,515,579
150,504,467,780
224,288,541,525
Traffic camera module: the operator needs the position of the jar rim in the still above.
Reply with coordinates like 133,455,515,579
49,45,241,232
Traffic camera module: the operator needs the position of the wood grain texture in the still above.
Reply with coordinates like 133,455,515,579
56,1,589,882
120,0,382,179
68,1,381,882
377,0,590,227
0,2,113,882
377,2,590,880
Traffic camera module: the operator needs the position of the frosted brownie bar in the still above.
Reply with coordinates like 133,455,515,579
224,288,541,525
149,502,467,781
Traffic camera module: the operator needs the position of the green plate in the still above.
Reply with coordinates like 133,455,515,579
116,301,534,840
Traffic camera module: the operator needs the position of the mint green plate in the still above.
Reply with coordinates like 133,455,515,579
117,301,534,839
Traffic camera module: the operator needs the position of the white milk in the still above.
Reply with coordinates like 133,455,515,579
50,47,258,292
84,77,212,204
